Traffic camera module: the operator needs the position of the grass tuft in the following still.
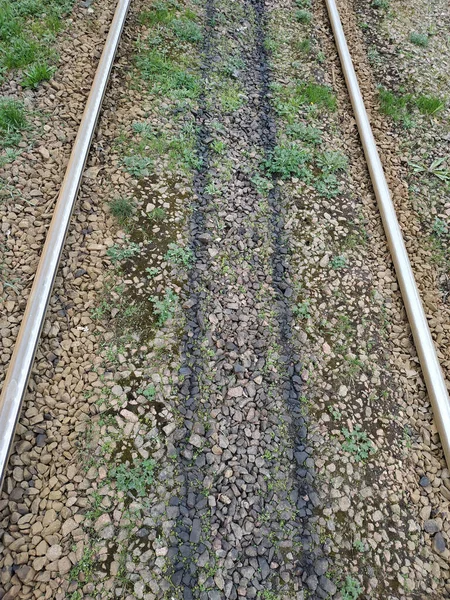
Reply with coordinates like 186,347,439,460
0,98,27,133
415,94,445,115
22,62,55,88
264,143,312,180
296,9,312,23
109,197,134,222
409,32,428,47
171,18,203,43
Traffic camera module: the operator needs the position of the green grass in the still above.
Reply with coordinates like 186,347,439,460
415,94,445,115
0,0,74,76
296,9,312,23
220,84,244,112
272,81,336,121
21,62,55,88
148,207,167,221
171,18,202,43
109,197,134,222
294,38,311,53
378,87,413,127
0,98,28,147
409,32,428,47
264,143,312,181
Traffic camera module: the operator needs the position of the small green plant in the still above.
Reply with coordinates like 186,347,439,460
122,155,153,177
286,123,321,145
139,384,156,400
341,425,376,461
0,98,27,145
251,173,274,196
409,32,428,47
409,157,450,182
70,544,96,580
340,575,362,599
211,139,226,154
378,87,413,127
165,242,194,267
299,82,336,110
150,288,179,324
330,255,347,269
110,458,155,496
329,406,342,420
292,301,310,319
109,196,134,221
296,9,312,23
353,539,366,552
317,150,348,173
432,217,448,237
315,173,341,198
372,0,389,9
139,1,177,25
264,143,312,181
107,242,140,264
220,84,244,112
295,38,311,53
132,121,153,136
21,62,55,88
205,181,221,196
415,94,445,115
171,18,203,43
146,266,160,277
148,207,167,220
220,55,245,78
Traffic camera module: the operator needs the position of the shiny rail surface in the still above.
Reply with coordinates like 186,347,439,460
0,0,131,490
325,0,450,466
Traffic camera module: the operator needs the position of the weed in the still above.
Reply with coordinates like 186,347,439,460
330,406,342,420
139,384,156,400
149,288,178,324
0,148,19,166
22,62,55,88
70,544,96,581
378,87,413,127
205,181,221,196
146,266,161,278
409,32,428,47
330,255,347,269
344,356,364,380
432,217,448,237
295,38,311,53
148,207,167,220
264,143,312,181
132,121,153,136
211,139,226,154
220,55,245,78
136,49,200,100
260,591,278,600
109,196,134,222
300,82,336,110
372,0,389,9
139,1,177,25
415,94,445,115
295,0,311,6
285,123,321,145
251,173,274,196
123,155,153,177
292,301,310,319
220,84,244,112
171,18,203,43
367,47,382,66
317,150,348,173
409,157,450,182
341,425,376,461
273,81,336,121
107,243,141,264
315,173,341,198
165,242,194,267
296,9,312,23
340,576,362,599
0,98,27,146
353,539,366,552
110,458,155,496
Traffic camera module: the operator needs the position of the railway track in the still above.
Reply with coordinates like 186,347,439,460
0,0,449,597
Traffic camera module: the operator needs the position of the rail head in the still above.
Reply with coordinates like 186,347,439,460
0,0,132,492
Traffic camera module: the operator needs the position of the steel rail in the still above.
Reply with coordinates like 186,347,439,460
324,0,450,466
0,0,131,490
